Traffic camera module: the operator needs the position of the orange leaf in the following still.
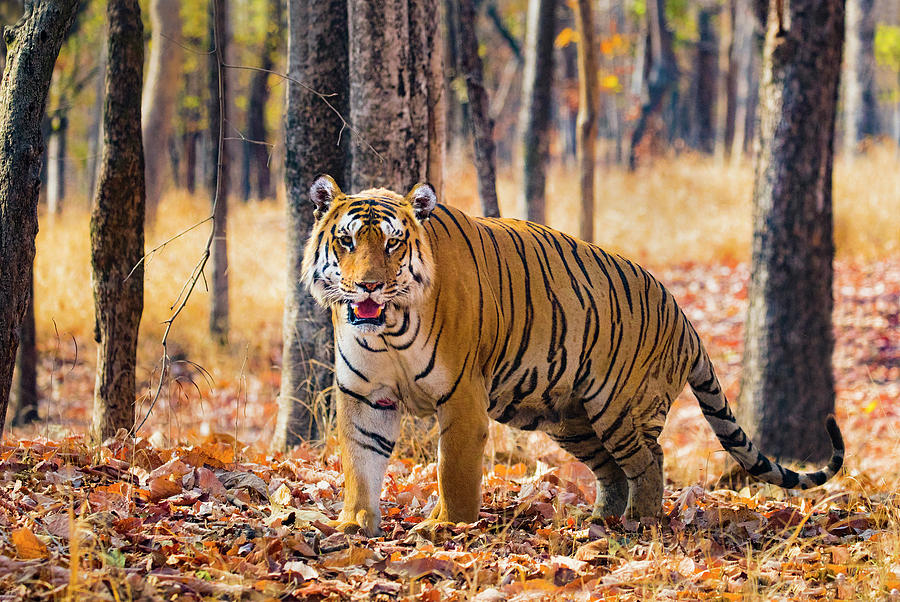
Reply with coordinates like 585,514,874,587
12,528,48,559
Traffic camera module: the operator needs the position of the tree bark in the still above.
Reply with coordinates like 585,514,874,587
13,272,38,426
842,0,878,155
0,0,81,440
348,0,444,194
458,0,500,217
208,0,229,343
519,0,556,223
90,0,145,443
738,0,844,463
573,0,596,240
275,0,349,448
142,0,182,221
722,0,738,157
628,0,678,170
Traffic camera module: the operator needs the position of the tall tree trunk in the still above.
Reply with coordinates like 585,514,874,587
245,0,281,201
13,272,38,426
519,0,556,223
573,0,596,241
275,0,349,449
142,0,182,221
348,0,444,194
442,0,467,152
693,7,718,154
208,0,230,343
737,0,844,464
0,0,81,439
722,0,738,157
90,0,145,443
628,0,678,170
730,0,767,163
842,0,878,155
458,0,500,217
46,112,67,214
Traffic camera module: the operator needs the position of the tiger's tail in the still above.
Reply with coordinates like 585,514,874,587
688,348,844,490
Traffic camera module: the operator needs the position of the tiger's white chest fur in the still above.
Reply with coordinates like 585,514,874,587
334,306,451,417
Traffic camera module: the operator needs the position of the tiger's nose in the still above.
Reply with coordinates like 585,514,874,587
358,281,383,292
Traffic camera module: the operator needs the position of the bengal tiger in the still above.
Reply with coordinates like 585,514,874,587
301,175,844,536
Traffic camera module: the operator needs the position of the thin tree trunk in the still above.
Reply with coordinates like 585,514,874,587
842,0,878,155
458,0,500,217
737,0,844,463
142,0,182,222
348,0,444,194
721,0,737,157
13,272,38,426
46,112,67,214
86,47,106,199
628,0,678,170
275,0,349,449
246,0,280,201
0,0,80,439
208,0,229,343
693,7,718,154
519,0,556,223
573,0,597,241
443,0,467,152
90,0,145,443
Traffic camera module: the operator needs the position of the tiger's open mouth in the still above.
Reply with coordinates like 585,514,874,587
347,298,386,327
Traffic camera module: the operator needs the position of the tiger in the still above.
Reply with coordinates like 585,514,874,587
301,174,844,536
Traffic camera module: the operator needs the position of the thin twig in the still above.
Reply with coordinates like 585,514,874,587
132,0,228,437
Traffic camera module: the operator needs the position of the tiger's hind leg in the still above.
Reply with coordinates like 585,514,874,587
589,409,664,520
550,429,628,519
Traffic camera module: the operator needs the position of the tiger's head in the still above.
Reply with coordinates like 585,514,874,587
301,175,436,332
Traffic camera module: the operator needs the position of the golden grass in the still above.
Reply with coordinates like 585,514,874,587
32,145,899,376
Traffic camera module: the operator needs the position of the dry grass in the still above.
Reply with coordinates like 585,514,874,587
34,146,898,363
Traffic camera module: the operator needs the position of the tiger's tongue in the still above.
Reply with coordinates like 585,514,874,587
354,298,382,319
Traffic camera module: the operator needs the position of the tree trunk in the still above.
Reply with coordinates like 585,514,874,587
842,0,878,155
737,0,844,464
13,272,38,426
208,0,230,343
90,0,145,443
458,0,500,217
628,0,678,170
519,0,556,223
0,0,80,440
46,112,67,214
722,0,738,156
245,0,281,201
275,0,349,449
86,46,106,199
348,0,444,194
142,0,182,221
573,0,596,241
442,0,467,152
693,8,718,154
730,0,766,163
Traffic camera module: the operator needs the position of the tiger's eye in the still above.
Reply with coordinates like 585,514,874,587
339,235,354,248
385,237,401,251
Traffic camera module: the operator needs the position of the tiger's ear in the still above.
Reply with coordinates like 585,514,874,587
406,183,437,222
310,175,341,220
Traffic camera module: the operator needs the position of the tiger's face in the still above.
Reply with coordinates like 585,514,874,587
301,175,436,332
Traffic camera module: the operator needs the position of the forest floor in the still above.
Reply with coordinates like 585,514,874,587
2,257,898,601
2,153,900,599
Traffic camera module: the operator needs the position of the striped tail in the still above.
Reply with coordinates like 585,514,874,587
688,349,844,490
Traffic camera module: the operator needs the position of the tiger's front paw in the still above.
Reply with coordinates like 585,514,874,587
329,508,383,537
